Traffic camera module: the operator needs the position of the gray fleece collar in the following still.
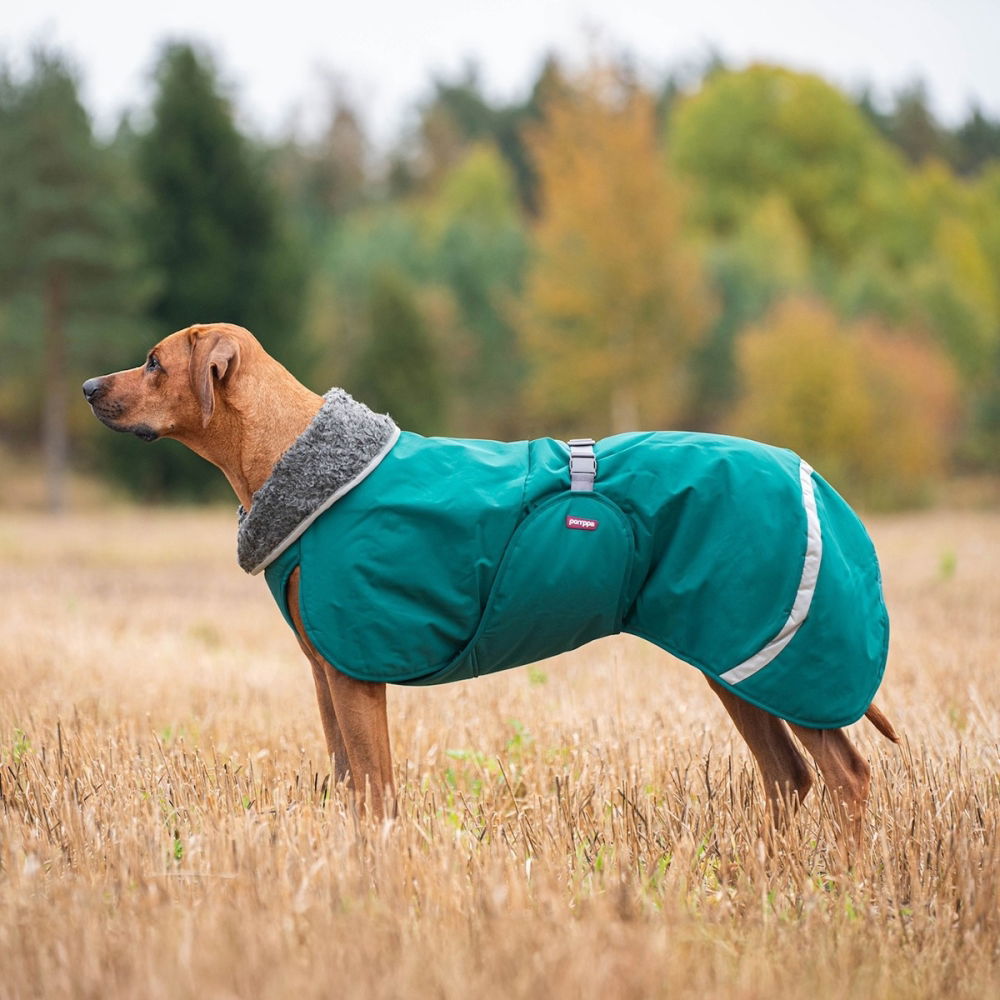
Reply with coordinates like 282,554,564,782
237,388,400,575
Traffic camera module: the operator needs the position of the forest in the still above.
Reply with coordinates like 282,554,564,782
3,42,1000,509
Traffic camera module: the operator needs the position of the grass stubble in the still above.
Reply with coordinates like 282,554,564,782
0,505,997,999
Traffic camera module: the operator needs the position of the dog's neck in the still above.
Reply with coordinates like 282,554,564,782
234,386,400,574
229,395,325,509
180,362,325,510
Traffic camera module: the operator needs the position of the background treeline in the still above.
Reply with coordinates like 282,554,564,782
2,43,1000,509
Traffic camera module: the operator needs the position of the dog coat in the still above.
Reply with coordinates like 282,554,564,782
238,390,889,729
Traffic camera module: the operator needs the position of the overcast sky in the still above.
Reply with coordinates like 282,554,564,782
4,0,999,142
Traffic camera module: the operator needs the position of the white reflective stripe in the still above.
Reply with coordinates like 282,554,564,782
249,424,402,576
719,460,823,685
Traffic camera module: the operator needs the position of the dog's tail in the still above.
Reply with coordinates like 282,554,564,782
865,701,900,743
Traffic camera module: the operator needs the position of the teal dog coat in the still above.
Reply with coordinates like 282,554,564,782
238,391,889,730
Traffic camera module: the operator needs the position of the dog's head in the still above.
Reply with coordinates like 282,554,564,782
83,323,252,442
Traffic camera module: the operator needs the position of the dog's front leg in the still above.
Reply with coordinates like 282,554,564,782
322,664,394,819
287,569,350,781
287,569,394,818
307,658,352,784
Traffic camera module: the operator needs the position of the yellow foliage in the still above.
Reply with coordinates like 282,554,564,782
730,297,958,506
733,194,811,287
934,214,1000,325
522,73,715,434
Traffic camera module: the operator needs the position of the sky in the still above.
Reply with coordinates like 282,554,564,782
3,0,999,144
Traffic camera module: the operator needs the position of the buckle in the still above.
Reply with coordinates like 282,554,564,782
568,438,597,492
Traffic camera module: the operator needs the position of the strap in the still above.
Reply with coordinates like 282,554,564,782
568,438,597,492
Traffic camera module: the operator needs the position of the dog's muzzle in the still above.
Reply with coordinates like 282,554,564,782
82,377,159,441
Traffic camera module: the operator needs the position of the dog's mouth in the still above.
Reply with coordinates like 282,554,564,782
90,406,160,442
129,424,160,442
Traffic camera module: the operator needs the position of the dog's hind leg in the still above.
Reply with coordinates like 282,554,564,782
705,677,813,829
786,723,871,853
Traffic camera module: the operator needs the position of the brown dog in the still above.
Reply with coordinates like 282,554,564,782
84,322,898,841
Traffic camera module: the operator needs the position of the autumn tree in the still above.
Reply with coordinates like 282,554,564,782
729,297,957,506
522,72,715,436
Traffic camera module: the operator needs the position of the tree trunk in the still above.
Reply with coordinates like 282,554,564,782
42,269,68,513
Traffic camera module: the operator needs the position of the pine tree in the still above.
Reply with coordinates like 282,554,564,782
0,50,139,511
138,43,306,365
124,42,308,498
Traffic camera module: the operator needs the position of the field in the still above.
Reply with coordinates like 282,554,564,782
0,503,997,999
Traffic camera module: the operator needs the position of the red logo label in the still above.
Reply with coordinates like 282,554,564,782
565,515,599,531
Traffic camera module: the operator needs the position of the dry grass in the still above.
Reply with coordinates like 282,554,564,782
0,504,997,999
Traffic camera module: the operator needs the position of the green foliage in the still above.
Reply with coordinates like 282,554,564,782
274,88,369,243
880,81,951,166
314,204,431,392
137,43,307,365
0,49,147,508
425,146,528,437
9,728,31,764
350,267,447,434
316,149,528,439
954,106,1000,176
409,62,549,214
688,196,809,427
671,65,903,263
5,43,1000,505
99,43,310,499
937,548,957,582
0,52,136,303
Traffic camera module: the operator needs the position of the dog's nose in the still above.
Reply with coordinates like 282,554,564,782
82,377,104,402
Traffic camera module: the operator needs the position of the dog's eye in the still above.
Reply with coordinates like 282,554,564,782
146,355,160,372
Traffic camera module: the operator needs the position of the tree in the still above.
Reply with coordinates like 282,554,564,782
317,149,527,439
688,195,810,428
350,267,446,434
400,58,564,215
122,42,309,497
954,106,1000,176
138,43,306,361
670,65,903,264
276,80,369,242
522,72,715,436
729,297,957,506
884,81,950,166
424,145,528,437
0,50,141,511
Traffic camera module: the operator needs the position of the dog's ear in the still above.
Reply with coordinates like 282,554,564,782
191,329,241,427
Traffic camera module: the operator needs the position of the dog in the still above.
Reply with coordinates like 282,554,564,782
83,322,898,844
